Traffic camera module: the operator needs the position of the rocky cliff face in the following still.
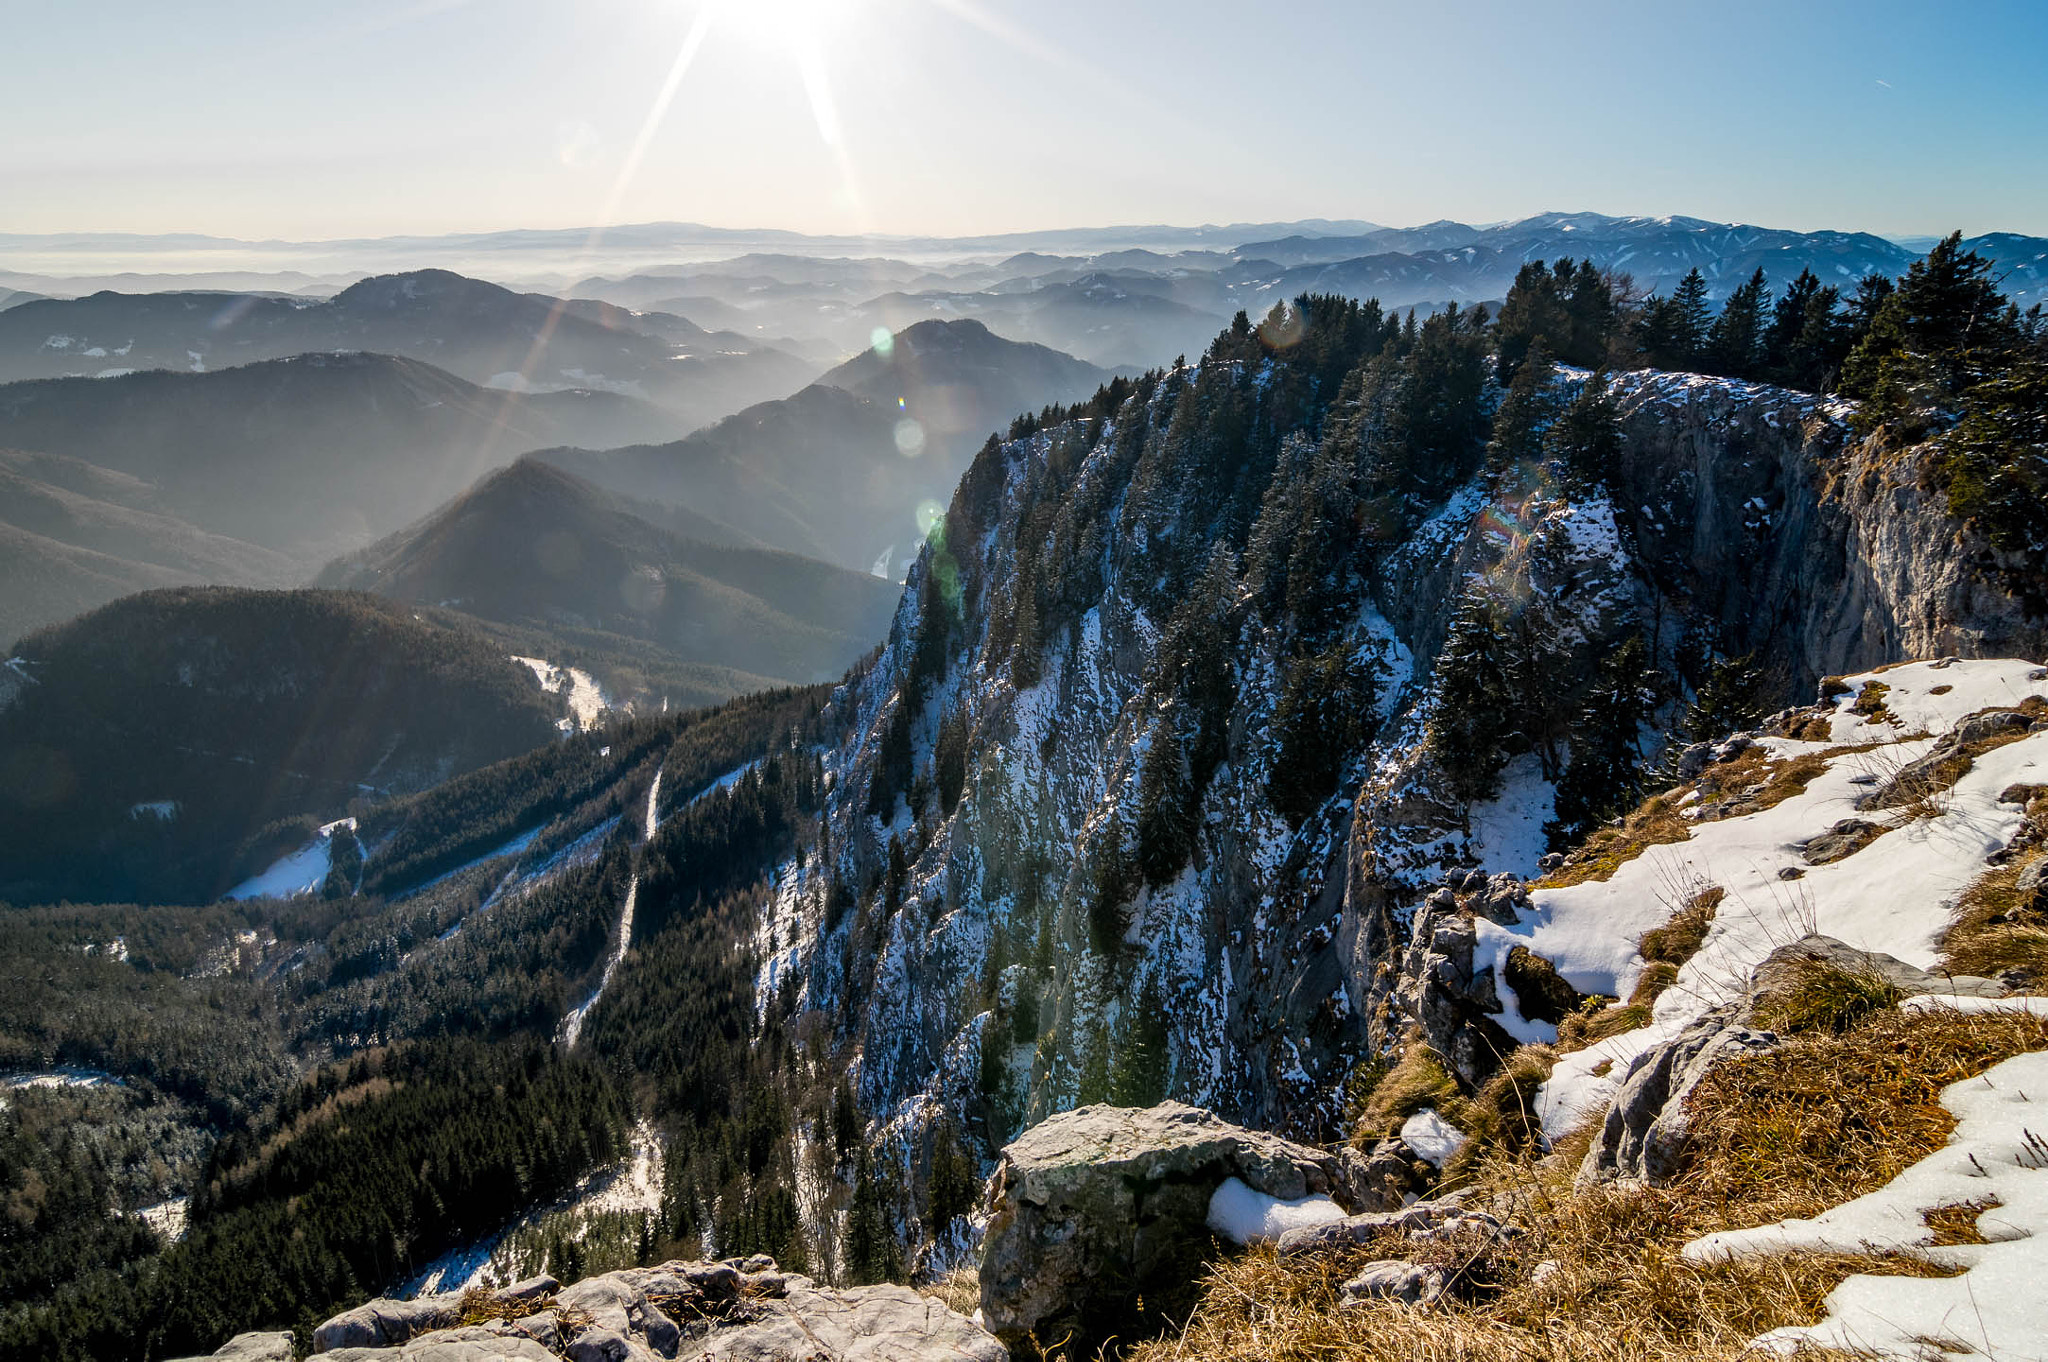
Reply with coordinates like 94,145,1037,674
728,340,2042,1267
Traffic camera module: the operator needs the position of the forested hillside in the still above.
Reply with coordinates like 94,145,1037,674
2,235,2043,1361
316,458,900,686
0,588,565,905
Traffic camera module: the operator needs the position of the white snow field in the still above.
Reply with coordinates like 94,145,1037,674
512,655,608,733
223,817,358,901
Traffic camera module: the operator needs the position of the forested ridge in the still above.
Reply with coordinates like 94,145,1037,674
2,234,2043,1360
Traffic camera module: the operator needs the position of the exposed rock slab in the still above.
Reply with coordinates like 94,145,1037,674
311,1259,1003,1362
979,1101,1346,1351
167,1333,296,1362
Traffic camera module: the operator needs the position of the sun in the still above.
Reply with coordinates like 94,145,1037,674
705,0,865,53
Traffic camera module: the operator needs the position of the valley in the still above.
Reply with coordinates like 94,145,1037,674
3,202,2046,1362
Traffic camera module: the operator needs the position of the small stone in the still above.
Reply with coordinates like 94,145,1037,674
1339,1260,1444,1307
1779,866,1805,880
741,1253,778,1273
1802,819,1883,865
493,1275,559,1304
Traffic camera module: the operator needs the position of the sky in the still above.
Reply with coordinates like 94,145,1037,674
3,0,2046,242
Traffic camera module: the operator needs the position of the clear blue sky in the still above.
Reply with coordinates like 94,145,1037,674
3,0,2043,240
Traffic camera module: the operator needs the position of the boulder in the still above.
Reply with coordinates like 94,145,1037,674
978,1102,1347,1352
681,1283,1006,1362
311,1260,1003,1362
1801,818,1885,865
313,1294,462,1351
1338,1138,1433,1212
1746,934,2003,1003
1580,935,2005,1185
166,1333,296,1362
1383,893,1522,1087
1578,1001,1777,1186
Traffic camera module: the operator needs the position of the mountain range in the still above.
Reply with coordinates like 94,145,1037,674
0,268,816,431
542,318,1114,575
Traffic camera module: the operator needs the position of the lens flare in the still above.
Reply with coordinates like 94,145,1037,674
870,326,896,357
894,418,926,457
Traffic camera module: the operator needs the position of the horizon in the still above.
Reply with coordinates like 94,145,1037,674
5,1,2044,243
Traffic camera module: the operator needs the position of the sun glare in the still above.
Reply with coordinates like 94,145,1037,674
707,0,864,52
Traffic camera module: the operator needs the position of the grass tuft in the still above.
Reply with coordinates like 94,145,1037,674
1352,1041,1460,1144
1751,959,1903,1036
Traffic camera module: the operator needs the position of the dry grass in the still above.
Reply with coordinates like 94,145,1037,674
1132,1007,2048,1362
1639,884,1724,968
1536,791,1694,889
922,1266,982,1318
1352,1041,1460,1144
1557,998,1651,1053
1750,958,1903,1036
1849,679,1894,723
1939,788,2048,986
457,1286,550,1325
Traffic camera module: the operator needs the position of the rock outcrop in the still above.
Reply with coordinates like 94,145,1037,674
979,1102,1347,1352
167,1334,296,1362
308,1259,1003,1362
1580,935,2007,1185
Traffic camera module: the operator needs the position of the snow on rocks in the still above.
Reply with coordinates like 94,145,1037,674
1398,1109,1470,1168
979,1102,1350,1351
1205,1176,1348,1244
1684,1048,2048,1362
1534,659,2048,1142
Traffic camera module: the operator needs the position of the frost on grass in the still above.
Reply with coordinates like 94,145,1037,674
1686,1048,2048,1362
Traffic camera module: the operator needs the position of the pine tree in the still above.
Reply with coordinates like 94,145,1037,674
926,1124,978,1232
1561,260,1617,369
1486,336,1558,471
1843,232,2017,418
1655,269,1713,370
1547,636,1658,847
1108,976,1171,1107
1427,592,1515,802
1495,261,1565,383
1543,372,1623,493
1763,268,1824,380
1134,717,1195,891
844,1147,900,1285
1706,268,1770,379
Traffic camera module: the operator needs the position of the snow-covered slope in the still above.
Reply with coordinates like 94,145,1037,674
1535,658,2048,1136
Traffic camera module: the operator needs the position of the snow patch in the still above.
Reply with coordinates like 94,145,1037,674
1205,1177,1348,1245
1400,1109,1471,1168
1686,1047,2048,1362
512,655,607,733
